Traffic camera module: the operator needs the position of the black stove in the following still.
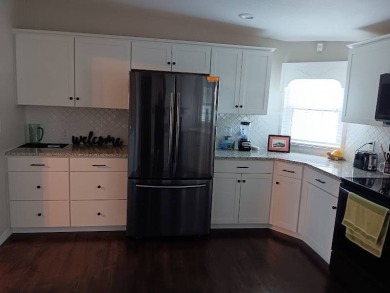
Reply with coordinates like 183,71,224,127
330,176,390,293
342,176,390,202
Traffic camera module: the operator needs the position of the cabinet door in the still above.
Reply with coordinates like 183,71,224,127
270,175,302,232
342,38,390,126
299,182,337,263
211,173,241,224
71,200,127,226
70,172,127,200
239,50,271,115
8,172,69,201
239,174,272,224
211,47,242,113
75,37,130,109
172,44,211,74
131,40,172,71
15,33,75,107
10,201,70,228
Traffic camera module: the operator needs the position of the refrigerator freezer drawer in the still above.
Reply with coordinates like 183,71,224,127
127,179,212,238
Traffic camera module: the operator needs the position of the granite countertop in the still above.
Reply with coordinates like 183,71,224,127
6,144,388,180
5,144,128,158
215,149,388,180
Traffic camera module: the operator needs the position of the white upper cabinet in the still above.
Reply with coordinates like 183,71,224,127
16,33,75,107
131,40,211,74
342,35,390,126
172,43,211,74
131,41,172,71
210,47,242,114
15,32,131,109
211,47,273,115
74,37,130,109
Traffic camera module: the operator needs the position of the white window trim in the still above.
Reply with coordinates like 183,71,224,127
280,61,348,150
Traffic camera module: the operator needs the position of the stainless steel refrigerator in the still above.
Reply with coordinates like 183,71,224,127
126,70,218,238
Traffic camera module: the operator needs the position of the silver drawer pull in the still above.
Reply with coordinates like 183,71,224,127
136,184,206,189
92,164,107,167
282,169,295,173
30,164,45,166
237,166,249,169
315,178,326,184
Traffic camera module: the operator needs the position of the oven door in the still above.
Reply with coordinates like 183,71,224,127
330,183,390,292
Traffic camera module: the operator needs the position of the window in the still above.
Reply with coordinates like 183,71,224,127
280,62,348,148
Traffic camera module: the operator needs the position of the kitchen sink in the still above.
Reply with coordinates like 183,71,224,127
18,143,69,149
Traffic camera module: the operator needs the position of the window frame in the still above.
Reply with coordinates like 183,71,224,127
280,61,348,150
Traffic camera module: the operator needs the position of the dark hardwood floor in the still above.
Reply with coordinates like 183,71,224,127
0,230,345,293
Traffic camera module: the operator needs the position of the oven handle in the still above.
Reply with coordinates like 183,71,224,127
339,186,390,214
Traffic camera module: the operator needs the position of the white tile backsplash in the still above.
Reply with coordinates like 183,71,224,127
25,106,129,144
344,122,390,162
216,113,281,149
25,105,390,163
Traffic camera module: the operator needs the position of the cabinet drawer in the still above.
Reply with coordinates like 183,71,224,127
10,201,70,228
70,158,127,172
8,172,69,201
70,172,127,200
304,167,340,197
275,161,303,179
7,157,69,172
71,200,127,226
214,160,273,174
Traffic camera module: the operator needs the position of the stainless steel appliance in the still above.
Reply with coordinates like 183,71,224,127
353,151,378,171
330,177,390,292
375,73,390,122
126,70,218,238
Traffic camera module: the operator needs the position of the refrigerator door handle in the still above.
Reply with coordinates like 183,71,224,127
173,92,181,175
136,184,207,189
168,93,175,172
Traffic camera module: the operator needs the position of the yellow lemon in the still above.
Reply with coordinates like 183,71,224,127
331,149,344,158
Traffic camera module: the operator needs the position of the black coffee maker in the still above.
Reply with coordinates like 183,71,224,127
238,121,251,151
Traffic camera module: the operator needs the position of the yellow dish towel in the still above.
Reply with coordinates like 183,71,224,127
342,192,390,258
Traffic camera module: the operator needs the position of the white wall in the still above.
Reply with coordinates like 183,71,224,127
0,0,25,239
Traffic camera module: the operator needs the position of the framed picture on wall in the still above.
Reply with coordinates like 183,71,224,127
267,135,291,153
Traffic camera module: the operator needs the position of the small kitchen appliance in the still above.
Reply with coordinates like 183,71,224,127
353,151,378,171
220,127,235,150
238,121,251,151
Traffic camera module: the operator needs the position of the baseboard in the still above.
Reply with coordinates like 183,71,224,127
211,224,270,229
12,226,126,234
270,225,302,240
0,229,12,246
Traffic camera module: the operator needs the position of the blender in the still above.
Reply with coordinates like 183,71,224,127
238,121,252,151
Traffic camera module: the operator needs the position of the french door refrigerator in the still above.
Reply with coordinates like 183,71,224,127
127,70,218,238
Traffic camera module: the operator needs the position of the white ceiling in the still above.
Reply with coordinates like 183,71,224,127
112,0,390,41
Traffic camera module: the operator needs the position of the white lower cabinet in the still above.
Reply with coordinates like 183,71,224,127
71,200,127,227
239,174,272,224
8,172,69,201
298,167,339,263
270,162,303,232
69,157,128,227
212,173,241,224
7,157,70,228
7,156,128,229
10,201,70,228
211,160,273,225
